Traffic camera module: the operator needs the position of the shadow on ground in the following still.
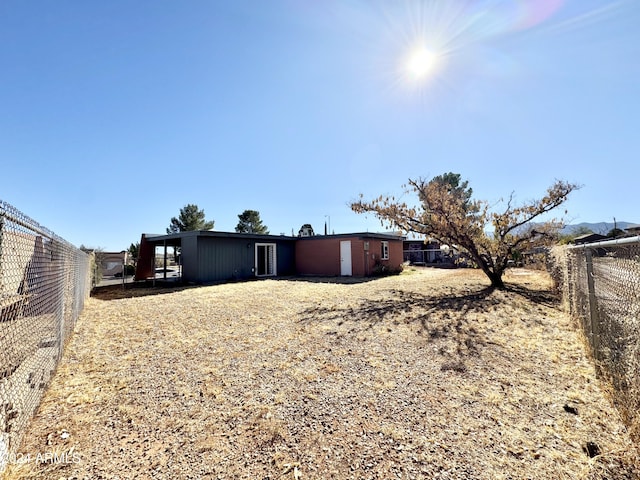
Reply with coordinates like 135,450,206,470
91,283,197,301
91,275,389,300
299,282,560,371
505,283,560,308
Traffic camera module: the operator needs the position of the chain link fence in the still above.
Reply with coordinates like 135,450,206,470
549,238,640,441
0,200,91,467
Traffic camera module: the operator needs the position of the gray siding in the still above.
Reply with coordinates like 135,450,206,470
140,231,298,284
197,237,254,282
275,240,296,276
190,237,296,283
181,235,199,283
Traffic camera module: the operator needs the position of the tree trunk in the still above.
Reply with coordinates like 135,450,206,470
473,254,505,290
487,270,505,289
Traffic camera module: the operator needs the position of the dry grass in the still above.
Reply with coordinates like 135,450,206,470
4,268,639,479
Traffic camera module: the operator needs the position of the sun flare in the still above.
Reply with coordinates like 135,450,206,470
405,47,438,81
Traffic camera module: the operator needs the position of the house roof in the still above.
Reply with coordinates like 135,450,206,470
142,230,405,246
142,230,297,246
571,233,607,244
296,232,405,241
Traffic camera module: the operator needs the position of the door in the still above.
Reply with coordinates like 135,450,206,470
255,243,277,277
340,241,352,276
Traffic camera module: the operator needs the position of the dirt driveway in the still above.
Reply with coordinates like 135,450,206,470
5,268,639,479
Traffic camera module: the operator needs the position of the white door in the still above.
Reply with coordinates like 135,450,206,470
340,241,352,276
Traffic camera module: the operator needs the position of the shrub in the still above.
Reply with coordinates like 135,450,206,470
372,262,404,276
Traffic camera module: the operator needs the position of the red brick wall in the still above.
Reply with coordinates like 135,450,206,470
350,239,365,276
295,237,404,276
295,238,341,276
363,239,404,274
389,239,404,270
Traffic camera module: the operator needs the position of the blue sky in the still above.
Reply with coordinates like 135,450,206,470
2,0,638,251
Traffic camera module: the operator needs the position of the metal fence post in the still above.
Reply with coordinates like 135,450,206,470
584,248,600,361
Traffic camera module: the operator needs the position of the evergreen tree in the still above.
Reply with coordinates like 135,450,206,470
235,210,269,234
167,204,214,234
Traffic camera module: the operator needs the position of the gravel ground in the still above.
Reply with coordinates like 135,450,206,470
4,267,639,479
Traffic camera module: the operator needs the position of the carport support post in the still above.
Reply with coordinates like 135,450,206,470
122,251,127,289
163,240,168,281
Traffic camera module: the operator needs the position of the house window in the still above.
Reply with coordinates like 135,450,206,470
381,241,389,260
255,243,277,276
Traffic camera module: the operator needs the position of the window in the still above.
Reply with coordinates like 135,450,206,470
381,241,389,260
255,243,277,276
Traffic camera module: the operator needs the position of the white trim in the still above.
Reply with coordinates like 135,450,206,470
381,241,389,260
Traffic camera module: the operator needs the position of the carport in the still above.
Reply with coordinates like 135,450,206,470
135,233,183,283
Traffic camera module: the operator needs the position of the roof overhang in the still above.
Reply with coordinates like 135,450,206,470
141,231,405,247
142,231,298,247
296,232,406,241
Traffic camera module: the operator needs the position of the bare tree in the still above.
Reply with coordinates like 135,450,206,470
351,173,579,289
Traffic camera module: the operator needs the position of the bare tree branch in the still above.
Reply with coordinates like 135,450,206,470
350,174,579,289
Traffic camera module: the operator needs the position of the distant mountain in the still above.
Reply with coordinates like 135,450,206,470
560,221,637,235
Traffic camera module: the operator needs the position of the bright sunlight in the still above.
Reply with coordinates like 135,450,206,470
405,47,438,81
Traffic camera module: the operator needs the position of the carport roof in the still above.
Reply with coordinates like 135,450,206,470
142,231,298,246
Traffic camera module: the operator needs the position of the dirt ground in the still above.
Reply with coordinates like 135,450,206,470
4,267,639,479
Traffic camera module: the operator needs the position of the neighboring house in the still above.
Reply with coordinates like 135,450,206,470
0,230,42,295
298,224,315,237
1,231,63,319
99,251,127,276
624,224,640,236
403,239,443,264
571,233,607,245
135,231,405,283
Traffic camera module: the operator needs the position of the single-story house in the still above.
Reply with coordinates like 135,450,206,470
135,231,405,283
99,251,127,276
624,224,640,236
571,233,607,245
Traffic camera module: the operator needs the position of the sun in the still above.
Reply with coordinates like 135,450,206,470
405,47,438,81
